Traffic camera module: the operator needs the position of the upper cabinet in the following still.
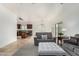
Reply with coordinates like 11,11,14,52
17,24,32,30
27,24,32,29
17,24,21,29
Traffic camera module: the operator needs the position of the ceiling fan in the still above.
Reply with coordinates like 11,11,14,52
18,17,23,21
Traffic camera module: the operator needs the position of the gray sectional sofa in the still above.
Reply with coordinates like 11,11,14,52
34,32,55,46
64,34,79,46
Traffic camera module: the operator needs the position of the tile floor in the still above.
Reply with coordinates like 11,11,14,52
0,36,33,56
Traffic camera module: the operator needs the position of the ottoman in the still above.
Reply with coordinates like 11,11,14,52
38,42,67,56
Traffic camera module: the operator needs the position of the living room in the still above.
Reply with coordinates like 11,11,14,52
0,3,79,56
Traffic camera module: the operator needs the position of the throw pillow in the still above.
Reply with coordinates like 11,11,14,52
42,35,47,40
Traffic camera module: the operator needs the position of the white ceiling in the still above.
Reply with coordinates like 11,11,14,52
1,3,63,24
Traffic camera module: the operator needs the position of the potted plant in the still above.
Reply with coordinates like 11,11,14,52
58,32,64,37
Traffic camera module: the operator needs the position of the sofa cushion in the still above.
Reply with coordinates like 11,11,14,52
75,34,79,38
42,35,47,40
36,32,53,39
36,33,42,39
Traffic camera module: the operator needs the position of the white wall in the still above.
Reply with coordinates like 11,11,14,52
16,4,63,36
1,3,79,38
63,4,79,36
0,4,17,48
